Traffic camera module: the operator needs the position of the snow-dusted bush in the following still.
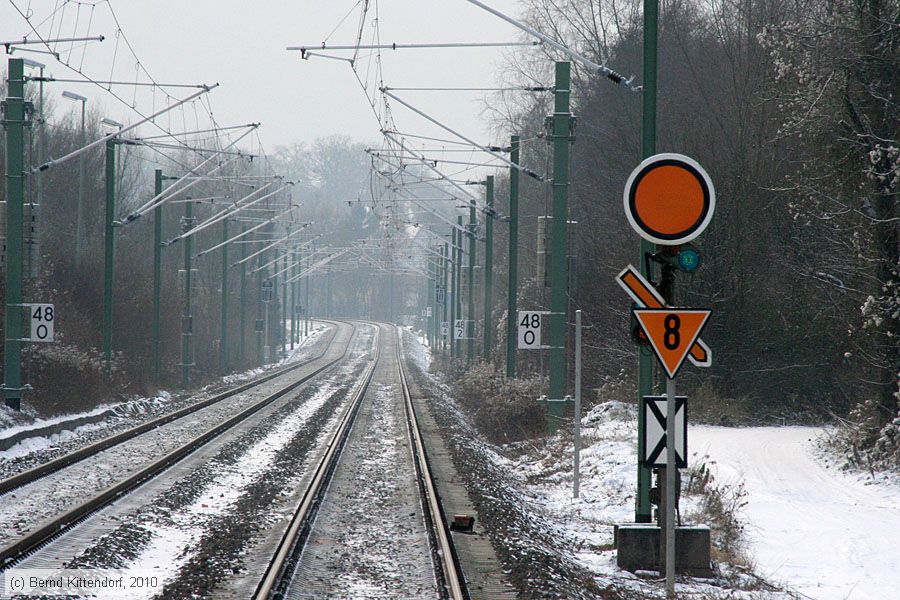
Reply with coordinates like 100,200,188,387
22,342,124,416
828,395,900,474
870,409,900,470
443,361,544,444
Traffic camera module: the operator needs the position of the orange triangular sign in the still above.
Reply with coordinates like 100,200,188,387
633,309,711,379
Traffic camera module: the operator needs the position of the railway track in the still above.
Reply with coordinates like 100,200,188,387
0,322,465,599
0,320,359,568
0,321,339,496
254,323,467,600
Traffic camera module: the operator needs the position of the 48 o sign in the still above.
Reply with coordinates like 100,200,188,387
28,303,55,342
517,311,547,349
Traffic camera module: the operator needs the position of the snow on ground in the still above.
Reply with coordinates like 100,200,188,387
402,332,783,597
505,401,762,598
693,426,900,600
124,380,341,598
0,324,328,463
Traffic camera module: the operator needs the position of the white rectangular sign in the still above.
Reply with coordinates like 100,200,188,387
640,396,687,468
517,311,547,349
426,306,433,317
440,321,449,337
454,319,467,340
28,304,55,342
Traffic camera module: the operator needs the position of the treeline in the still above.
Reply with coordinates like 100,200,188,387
475,0,897,439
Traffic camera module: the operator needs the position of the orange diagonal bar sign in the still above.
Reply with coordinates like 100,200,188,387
616,264,711,366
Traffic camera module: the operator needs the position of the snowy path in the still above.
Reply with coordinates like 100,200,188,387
692,426,900,600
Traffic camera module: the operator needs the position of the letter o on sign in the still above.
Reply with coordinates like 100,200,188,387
623,153,715,245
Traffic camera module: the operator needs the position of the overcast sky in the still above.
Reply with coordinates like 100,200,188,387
2,0,528,153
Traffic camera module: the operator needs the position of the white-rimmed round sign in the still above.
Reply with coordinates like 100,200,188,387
623,153,715,245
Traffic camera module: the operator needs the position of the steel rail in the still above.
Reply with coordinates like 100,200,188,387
0,321,357,568
396,326,468,600
253,322,382,599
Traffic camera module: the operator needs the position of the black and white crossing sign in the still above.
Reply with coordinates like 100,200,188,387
28,304,54,342
440,321,449,337
261,280,274,303
517,311,548,349
640,396,687,468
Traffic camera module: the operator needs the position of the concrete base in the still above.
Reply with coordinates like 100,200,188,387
614,524,713,578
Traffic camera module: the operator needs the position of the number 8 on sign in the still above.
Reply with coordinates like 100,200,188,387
633,308,710,379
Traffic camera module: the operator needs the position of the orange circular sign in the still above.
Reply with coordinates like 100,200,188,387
623,153,715,245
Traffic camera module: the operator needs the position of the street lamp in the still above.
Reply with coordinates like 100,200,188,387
62,90,88,268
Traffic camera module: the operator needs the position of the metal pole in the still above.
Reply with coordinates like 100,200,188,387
455,218,463,359
291,249,297,348
181,198,194,388
427,259,434,347
102,139,116,379
636,0,660,524
433,250,440,349
36,68,43,228
548,61,572,432
219,217,229,374
3,58,25,410
264,289,270,363
152,170,163,382
75,98,85,268
280,251,287,357
443,242,449,355
304,252,309,336
449,227,457,358
239,223,247,367
483,176,494,361
665,376,677,597
574,309,582,499
506,135,520,378
467,204,476,363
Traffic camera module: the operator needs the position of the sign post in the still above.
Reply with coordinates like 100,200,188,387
620,152,715,595
573,309,582,499
633,306,710,593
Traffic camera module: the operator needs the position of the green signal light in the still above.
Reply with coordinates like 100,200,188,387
677,246,701,272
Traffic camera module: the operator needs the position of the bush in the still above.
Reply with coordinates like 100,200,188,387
440,360,545,444
685,459,750,567
22,342,126,416
689,380,755,425
828,398,900,473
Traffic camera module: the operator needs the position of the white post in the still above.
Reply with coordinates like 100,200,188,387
665,376,677,597
573,310,582,498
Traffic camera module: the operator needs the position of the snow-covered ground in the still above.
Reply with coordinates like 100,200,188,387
0,323,328,464
402,331,783,598
693,426,900,600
